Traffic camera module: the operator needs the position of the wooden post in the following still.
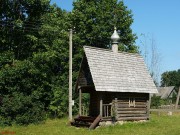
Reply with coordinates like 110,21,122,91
115,98,118,120
68,29,73,121
175,87,180,109
79,88,82,115
147,94,151,119
107,106,109,117
100,98,103,117
103,105,106,117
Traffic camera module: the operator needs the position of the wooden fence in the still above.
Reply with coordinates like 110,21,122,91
102,104,112,118
158,105,180,109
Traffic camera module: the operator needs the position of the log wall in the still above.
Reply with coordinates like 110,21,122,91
89,91,149,121
114,97,149,121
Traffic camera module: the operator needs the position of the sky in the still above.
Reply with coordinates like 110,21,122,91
51,0,180,77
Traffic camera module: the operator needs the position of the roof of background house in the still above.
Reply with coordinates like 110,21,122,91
156,86,175,99
83,46,158,93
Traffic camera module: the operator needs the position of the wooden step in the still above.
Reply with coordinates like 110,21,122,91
72,116,96,128
72,115,101,129
74,116,96,123
71,122,90,127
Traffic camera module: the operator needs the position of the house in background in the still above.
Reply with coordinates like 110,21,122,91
156,86,176,99
72,29,158,129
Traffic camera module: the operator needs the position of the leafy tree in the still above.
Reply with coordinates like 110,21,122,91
0,0,50,60
0,60,47,125
36,5,71,117
161,69,180,92
71,0,138,52
0,0,54,125
0,0,71,123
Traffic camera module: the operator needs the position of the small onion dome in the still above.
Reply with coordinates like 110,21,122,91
111,27,120,44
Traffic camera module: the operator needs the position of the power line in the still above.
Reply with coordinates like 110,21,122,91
0,20,44,27
0,20,43,27
0,19,64,27
0,25,66,34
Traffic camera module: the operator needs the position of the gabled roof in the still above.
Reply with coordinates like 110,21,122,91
156,86,176,99
77,46,158,93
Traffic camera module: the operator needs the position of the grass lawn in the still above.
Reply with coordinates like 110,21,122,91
1,113,180,135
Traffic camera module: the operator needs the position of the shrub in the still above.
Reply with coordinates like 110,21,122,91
151,95,172,109
151,95,161,109
0,93,46,126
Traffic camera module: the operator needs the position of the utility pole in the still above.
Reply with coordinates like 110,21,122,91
69,29,73,121
175,87,180,109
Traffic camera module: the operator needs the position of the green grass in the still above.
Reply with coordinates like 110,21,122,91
1,113,180,135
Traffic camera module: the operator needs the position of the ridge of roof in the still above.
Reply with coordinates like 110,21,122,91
83,45,141,57
158,86,175,89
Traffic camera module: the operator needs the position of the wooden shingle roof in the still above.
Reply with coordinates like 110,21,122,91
83,46,157,93
156,86,175,99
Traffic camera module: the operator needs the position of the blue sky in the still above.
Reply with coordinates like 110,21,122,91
51,0,180,76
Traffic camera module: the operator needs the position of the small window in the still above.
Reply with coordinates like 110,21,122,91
129,98,135,107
